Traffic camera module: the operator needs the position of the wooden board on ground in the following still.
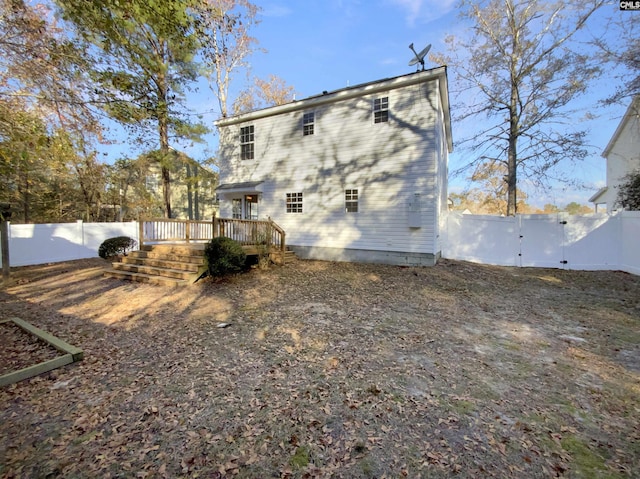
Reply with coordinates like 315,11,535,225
0,317,83,387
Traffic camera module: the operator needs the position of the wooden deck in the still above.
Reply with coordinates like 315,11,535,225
105,217,293,286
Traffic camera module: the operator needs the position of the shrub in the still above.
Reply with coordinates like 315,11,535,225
616,170,640,211
98,236,138,259
204,236,247,277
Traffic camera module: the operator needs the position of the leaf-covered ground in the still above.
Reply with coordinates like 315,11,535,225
1,258,639,478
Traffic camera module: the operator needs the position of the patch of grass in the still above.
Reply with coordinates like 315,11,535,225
289,446,310,469
358,456,377,477
440,396,476,416
560,435,623,479
452,399,475,415
73,430,99,444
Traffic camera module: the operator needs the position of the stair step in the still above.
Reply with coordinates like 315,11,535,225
112,263,199,280
141,244,205,256
104,270,190,287
121,256,201,272
130,250,205,264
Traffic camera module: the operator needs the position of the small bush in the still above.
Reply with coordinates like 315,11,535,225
98,236,138,259
204,237,247,277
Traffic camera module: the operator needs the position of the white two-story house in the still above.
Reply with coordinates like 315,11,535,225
590,95,640,213
215,67,452,266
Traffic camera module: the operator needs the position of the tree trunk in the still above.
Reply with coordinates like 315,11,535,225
506,0,518,217
507,111,518,216
158,43,172,219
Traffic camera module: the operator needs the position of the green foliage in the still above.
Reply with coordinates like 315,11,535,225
55,0,211,217
98,236,138,259
204,237,247,277
564,202,593,215
616,170,640,211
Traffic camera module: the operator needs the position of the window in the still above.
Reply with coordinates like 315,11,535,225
373,97,389,123
145,174,161,192
345,189,358,213
240,125,254,160
286,192,303,213
303,112,314,136
232,198,242,219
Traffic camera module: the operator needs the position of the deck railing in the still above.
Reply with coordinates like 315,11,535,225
139,217,286,255
139,219,214,245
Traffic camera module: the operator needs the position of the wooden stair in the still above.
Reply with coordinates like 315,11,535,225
282,248,297,264
105,243,297,287
104,244,207,287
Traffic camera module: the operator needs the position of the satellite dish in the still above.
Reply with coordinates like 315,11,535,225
408,43,431,71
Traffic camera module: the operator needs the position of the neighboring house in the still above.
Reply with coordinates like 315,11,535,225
215,67,452,266
144,151,218,220
590,96,640,213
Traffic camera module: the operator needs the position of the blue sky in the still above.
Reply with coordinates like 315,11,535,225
105,0,630,209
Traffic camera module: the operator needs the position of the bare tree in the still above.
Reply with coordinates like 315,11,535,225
232,74,296,114
592,10,640,105
434,0,604,215
199,0,261,118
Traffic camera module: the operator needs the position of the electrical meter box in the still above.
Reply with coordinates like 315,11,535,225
407,195,421,228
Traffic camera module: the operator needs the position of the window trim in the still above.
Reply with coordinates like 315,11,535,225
286,192,303,213
240,125,255,160
345,189,359,213
373,96,389,124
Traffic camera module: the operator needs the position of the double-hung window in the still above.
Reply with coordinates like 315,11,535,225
373,97,389,123
345,189,358,213
286,192,303,213
303,112,314,136
240,125,255,160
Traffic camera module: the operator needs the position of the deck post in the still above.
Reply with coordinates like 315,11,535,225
186,220,191,243
138,220,144,248
212,213,218,239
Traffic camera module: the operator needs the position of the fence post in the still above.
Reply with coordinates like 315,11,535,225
77,219,84,248
1,220,9,280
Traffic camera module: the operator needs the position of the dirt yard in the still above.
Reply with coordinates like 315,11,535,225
1,258,639,478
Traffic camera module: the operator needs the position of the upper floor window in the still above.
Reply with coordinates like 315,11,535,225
286,192,303,213
145,173,161,192
303,112,314,136
240,125,255,160
345,189,358,213
373,97,389,123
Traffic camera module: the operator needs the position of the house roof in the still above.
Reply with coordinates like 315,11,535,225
588,186,608,203
602,95,640,158
215,66,453,153
216,181,264,194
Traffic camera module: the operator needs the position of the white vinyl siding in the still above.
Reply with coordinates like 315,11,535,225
217,73,448,257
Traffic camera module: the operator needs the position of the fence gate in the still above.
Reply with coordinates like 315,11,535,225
519,214,566,268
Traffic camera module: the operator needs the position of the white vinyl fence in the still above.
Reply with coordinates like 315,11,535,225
2,214,639,276
0,220,139,268
443,211,640,275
